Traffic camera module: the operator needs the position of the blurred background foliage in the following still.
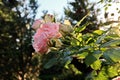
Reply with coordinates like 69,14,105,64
0,0,40,79
64,0,99,33
0,0,120,80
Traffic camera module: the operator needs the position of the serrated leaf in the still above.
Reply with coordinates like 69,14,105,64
93,50,102,59
101,39,120,48
43,58,58,69
103,52,114,64
103,48,120,63
90,60,102,70
85,54,97,65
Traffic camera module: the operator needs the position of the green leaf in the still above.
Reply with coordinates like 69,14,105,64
74,12,90,27
85,54,97,65
77,52,88,59
93,50,102,59
64,60,71,69
103,52,114,64
69,64,81,75
43,58,58,69
88,67,108,80
86,37,94,44
90,51,102,70
78,45,90,52
96,32,107,44
93,30,104,35
90,60,102,70
107,66,118,78
101,39,120,48
103,48,120,63
75,22,91,33
95,69,108,80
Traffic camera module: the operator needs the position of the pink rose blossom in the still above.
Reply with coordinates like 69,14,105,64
112,76,120,80
32,19,44,30
32,22,62,53
40,22,62,38
33,32,49,53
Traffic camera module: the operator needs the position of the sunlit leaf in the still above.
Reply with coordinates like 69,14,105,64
90,60,101,70
93,50,102,59
69,64,81,75
93,30,104,35
96,32,108,44
77,52,88,59
107,66,118,78
86,37,94,44
103,48,120,63
95,68,108,80
75,22,91,33
64,60,72,69
101,39,120,48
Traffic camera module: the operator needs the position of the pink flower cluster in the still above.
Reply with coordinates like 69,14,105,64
32,19,62,53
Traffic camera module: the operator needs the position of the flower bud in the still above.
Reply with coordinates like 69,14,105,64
44,14,54,23
59,24,73,35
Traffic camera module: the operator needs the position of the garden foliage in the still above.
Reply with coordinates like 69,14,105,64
0,0,120,80
32,14,120,80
